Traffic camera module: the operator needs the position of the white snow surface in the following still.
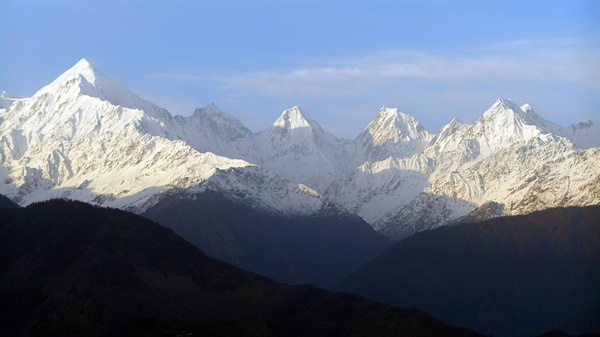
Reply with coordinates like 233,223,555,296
0,59,337,216
354,106,434,164
2,60,599,240
255,106,353,193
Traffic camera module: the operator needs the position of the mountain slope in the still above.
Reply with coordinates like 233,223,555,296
337,206,600,337
171,103,258,160
1,60,398,292
520,103,599,150
142,189,389,287
366,99,600,240
325,154,435,224
376,142,599,240
33,59,165,114
0,199,482,337
0,59,338,218
256,106,352,193
0,59,390,287
0,59,255,212
0,194,19,209
353,106,434,164
2,60,598,244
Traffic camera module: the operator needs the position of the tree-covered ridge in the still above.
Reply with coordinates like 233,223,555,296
0,198,481,337
337,205,600,337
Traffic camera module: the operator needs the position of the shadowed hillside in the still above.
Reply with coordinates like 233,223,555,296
142,190,389,288
0,194,18,209
337,205,600,337
0,199,481,337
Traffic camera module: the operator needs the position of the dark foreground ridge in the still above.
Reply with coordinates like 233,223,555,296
0,194,19,209
0,198,480,337
337,205,600,337
142,189,390,288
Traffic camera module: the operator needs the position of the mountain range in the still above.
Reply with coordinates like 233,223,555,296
1,58,599,336
1,58,599,284
2,59,598,236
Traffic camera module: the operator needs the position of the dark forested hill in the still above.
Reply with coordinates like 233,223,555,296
337,206,600,337
0,194,18,209
0,199,480,337
142,190,389,288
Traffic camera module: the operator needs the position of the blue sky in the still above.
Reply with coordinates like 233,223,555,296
1,1,599,138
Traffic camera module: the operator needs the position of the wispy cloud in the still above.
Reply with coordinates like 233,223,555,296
155,38,599,99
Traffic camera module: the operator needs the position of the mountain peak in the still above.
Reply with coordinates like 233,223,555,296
353,106,433,163
273,106,312,129
71,58,94,73
193,103,223,117
481,98,529,122
518,103,555,129
31,58,168,115
188,103,252,137
486,98,529,118
34,58,99,97
378,106,397,116
492,98,520,110
365,106,429,145
481,99,564,135
520,103,533,114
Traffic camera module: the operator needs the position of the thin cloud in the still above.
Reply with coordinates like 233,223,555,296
153,73,211,82
156,38,598,98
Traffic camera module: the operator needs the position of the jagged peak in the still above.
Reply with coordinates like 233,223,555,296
189,103,252,135
492,98,520,110
492,98,522,112
29,58,170,117
373,106,424,128
520,103,533,114
69,58,95,76
205,102,219,111
375,106,414,122
481,98,530,122
34,58,100,97
571,120,594,129
377,106,398,116
447,117,464,125
518,103,559,130
438,118,467,134
193,103,224,117
481,99,567,136
273,106,312,129
362,106,430,144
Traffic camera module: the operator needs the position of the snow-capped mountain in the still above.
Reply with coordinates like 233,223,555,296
369,99,600,239
0,92,16,109
559,120,600,150
34,58,168,116
425,99,557,159
159,165,342,217
2,59,599,242
326,98,599,240
171,103,257,161
0,59,337,217
354,106,434,164
519,103,600,150
255,106,352,193
325,154,435,224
